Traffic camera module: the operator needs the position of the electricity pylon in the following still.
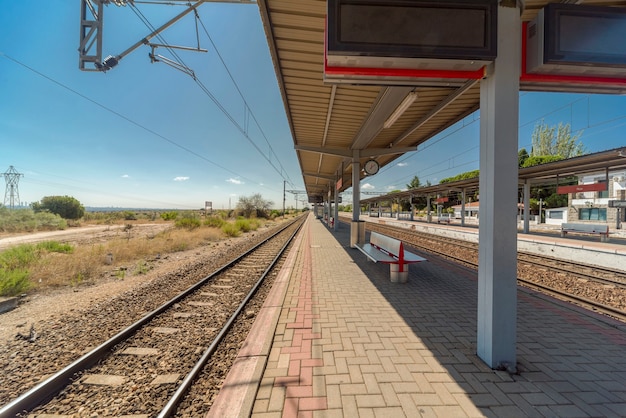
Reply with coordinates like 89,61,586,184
2,166,23,208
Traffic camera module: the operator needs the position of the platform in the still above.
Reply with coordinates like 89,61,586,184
209,213,626,418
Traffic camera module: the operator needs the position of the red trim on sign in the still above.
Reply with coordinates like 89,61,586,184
557,183,607,194
520,22,626,87
324,61,486,80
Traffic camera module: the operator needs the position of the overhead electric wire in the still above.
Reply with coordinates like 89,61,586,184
0,53,272,193
127,2,295,187
194,9,291,183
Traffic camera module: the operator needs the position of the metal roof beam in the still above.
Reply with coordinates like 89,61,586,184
303,171,337,181
361,146,417,159
391,79,479,147
295,145,353,158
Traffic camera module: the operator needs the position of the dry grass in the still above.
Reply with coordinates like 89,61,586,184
27,225,228,289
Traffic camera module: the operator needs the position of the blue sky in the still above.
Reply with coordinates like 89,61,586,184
2,2,626,210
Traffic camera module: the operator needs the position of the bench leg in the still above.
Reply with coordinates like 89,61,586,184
601,234,609,243
390,264,408,283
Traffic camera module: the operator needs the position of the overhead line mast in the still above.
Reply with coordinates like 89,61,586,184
78,0,255,72
2,166,24,209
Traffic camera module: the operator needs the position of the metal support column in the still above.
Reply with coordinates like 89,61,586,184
351,151,364,247
477,2,520,372
334,176,339,231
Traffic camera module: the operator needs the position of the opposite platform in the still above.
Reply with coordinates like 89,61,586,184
210,213,626,418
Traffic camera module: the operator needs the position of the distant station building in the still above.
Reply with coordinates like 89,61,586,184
569,170,626,226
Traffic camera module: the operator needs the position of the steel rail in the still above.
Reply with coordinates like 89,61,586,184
518,278,626,322
157,215,304,417
0,216,304,418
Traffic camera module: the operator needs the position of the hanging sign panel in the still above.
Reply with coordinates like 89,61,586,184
325,0,497,85
522,3,626,94
557,183,607,194
526,4,626,77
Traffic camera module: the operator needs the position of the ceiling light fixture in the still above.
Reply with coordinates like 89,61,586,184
383,91,418,129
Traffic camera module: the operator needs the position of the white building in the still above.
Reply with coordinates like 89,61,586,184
569,170,626,225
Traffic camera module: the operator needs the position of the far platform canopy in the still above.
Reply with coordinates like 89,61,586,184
360,148,626,206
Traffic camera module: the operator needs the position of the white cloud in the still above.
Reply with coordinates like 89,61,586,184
226,178,244,185
362,183,375,190
174,176,190,182
386,185,397,191
121,174,130,178
397,162,408,167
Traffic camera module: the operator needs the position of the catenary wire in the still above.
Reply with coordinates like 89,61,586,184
128,3,295,187
0,53,274,193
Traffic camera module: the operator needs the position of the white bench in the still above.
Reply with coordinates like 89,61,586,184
355,231,427,283
437,214,451,224
561,223,609,242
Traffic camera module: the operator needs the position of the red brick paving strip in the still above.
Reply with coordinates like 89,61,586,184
273,220,327,415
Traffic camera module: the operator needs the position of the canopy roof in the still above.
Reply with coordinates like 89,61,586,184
257,0,626,203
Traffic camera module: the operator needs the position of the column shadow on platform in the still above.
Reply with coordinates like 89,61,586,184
321,220,626,417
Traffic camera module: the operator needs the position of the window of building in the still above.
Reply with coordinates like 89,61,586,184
579,208,607,221
548,210,563,219
598,179,609,198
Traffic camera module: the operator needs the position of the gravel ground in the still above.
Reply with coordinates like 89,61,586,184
0,220,291,406
0,223,259,342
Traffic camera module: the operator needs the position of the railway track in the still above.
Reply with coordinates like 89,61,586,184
353,219,626,322
0,215,305,418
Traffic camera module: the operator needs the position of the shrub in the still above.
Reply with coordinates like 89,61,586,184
0,268,30,296
205,216,225,228
235,218,253,232
122,211,137,221
36,241,74,254
222,223,241,237
161,211,179,221
0,208,67,233
32,195,85,220
175,215,201,230
0,245,38,270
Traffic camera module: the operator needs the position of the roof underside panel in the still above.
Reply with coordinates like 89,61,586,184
259,0,626,202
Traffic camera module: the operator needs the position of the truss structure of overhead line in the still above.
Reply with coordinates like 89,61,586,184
79,0,255,72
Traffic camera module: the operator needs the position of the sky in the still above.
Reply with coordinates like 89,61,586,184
1,2,626,210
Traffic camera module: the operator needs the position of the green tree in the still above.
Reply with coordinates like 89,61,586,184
530,120,585,158
237,193,273,218
518,148,529,167
406,175,421,189
521,155,565,168
32,196,85,220
440,170,480,184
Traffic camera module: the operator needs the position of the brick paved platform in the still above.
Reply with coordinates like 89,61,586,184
209,213,626,418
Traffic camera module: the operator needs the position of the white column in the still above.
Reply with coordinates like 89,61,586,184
461,189,466,227
352,151,360,222
477,2,520,372
351,150,362,247
523,181,531,233
334,177,339,231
